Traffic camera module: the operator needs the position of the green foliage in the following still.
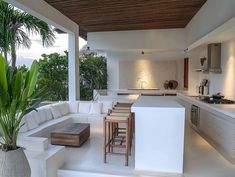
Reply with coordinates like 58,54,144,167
0,1,55,67
80,53,108,100
35,51,108,101
0,55,42,151
37,52,68,101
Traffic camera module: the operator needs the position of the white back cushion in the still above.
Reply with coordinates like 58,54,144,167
37,108,48,124
78,102,91,114
19,116,29,133
68,101,79,113
59,102,70,115
50,103,62,119
25,112,39,130
39,105,53,121
31,110,42,125
90,102,102,114
99,101,113,114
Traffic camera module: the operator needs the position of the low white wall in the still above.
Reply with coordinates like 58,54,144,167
188,38,235,100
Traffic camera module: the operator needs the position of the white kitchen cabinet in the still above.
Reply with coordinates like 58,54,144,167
199,108,235,162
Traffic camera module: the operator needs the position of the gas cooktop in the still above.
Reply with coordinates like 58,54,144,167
200,97,235,104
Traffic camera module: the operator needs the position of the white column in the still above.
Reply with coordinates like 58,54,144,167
68,30,80,101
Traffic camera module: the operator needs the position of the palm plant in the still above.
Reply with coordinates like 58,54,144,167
0,55,42,151
0,1,55,68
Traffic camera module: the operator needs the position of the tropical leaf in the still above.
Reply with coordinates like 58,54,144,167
12,70,22,99
0,54,7,92
27,60,38,97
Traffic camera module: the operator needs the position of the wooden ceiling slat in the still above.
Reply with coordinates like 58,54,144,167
45,0,207,38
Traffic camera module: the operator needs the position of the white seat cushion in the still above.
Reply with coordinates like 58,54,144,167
68,101,79,113
99,101,113,114
78,102,91,114
50,103,62,119
90,102,102,114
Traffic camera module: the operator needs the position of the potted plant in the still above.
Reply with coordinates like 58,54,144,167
0,55,42,177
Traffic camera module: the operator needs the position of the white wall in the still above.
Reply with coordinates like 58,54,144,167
88,29,186,90
118,60,184,90
106,53,119,89
106,50,185,89
186,0,235,46
88,29,186,51
188,38,235,100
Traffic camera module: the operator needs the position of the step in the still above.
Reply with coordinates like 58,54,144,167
57,169,183,177
57,169,133,177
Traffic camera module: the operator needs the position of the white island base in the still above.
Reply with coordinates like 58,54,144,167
131,96,185,174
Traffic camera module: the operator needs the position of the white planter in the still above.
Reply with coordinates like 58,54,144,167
0,147,31,177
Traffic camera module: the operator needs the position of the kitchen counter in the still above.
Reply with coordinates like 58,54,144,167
133,95,183,108
131,96,185,174
178,92,235,163
177,92,235,122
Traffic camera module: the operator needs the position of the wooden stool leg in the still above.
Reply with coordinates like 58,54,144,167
111,122,114,153
129,117,132,156
125,120,129,166
108,122,111,153
104,119,107,163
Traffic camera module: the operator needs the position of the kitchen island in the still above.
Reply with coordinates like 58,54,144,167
131,96,185,174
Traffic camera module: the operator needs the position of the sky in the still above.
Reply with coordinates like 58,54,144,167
16,33,87,67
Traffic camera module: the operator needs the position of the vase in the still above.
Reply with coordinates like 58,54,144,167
0,147,31,177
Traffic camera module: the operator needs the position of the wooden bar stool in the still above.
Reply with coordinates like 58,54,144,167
104,114,131,166
109,109,135,141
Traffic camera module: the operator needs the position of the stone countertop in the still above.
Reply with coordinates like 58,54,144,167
132,95,184,108
177,92,235,121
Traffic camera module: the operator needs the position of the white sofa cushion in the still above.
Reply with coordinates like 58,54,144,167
19,116,29,133
78,102,91,114
59,102,70,115
90,102,102,114
25,112,39,130
68,101,79,113
99,101,113,114
50,103,62,119
45,108,53,121
37,108,48,124
39,105,53,121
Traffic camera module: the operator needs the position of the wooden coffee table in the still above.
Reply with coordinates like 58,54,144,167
51,123,90,147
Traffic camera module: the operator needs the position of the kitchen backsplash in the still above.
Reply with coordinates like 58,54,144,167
188,38,235,100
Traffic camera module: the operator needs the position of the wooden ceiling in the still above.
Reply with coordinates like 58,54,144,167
45,0,207,39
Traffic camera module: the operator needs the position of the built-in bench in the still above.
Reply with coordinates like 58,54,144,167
17,100,114,177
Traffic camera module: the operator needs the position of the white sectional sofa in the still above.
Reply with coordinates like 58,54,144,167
18,100,113,151
17,100,113,177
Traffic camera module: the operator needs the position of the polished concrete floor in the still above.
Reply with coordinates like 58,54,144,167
61,122,235,177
